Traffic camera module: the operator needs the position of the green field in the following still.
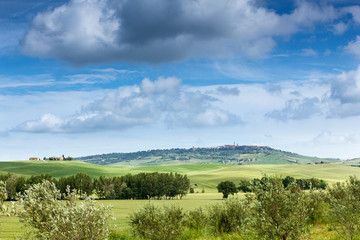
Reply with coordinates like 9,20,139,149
1,161,360,239
1,160,359,189
0,192,228,239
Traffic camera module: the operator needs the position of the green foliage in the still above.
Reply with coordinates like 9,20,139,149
239,176,328,193
217,181,237,198
307,190,328,225
185,207,207,230
238,179,252,192
327,176,360,240
248,176,311,240
17,180,112,240
74,172,93,198
0,181,7,214
129,204,185,240
207,199,249,235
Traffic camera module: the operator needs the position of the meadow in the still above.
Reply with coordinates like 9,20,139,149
1,160,360,239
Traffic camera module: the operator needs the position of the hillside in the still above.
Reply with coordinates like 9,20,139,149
75,145,339,166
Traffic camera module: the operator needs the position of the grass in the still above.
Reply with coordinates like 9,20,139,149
1,161,360,239
1,161,360,191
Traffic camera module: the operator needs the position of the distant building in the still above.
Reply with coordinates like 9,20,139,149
29,157,40,161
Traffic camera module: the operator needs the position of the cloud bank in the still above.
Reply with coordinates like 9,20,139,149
14,77,242,133
22,0,339,64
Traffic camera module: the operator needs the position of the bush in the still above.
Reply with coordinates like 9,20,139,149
207,199,249,235
248,176,311,240
129,204,185,240
17,180,112,240
185,207,207,230
0,181,7,214
326,176,360,240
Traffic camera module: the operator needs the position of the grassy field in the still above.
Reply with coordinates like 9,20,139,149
1,161,360,239
0,192,227,240
1,160,360,190
0,193,343,240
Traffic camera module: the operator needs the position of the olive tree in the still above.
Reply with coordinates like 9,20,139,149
327,176,360,240
0,181,7,214
17,180,112,240
130,204,185,240
248,176,311,240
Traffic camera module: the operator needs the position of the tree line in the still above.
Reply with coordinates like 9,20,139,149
217,176,328,198
0,172,190,200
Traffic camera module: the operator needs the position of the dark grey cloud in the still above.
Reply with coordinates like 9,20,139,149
22,0,339,65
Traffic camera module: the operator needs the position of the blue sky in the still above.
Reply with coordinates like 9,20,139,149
2,0,360,160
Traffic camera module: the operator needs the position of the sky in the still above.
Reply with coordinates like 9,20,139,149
2,0,360,160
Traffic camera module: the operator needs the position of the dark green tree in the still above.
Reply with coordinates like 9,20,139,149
217,181,237,199
74,173,93,198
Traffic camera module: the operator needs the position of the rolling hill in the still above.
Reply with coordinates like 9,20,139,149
0,161,359,187
75,145,340,166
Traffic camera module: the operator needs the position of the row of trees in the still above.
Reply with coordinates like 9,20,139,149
217,176,328,198
0,172,190,200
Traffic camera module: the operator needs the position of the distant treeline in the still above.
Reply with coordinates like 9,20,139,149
238,176,328,193
0,172,190,201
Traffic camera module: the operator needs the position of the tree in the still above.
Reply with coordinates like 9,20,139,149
207,199,249,234
327,176,360,240
282,176,295,189
0,181,7,214
238,179,252,193
248,176,311,240
17,180,112,240
74,173,93,198
130,204,185,240
217,181,237,199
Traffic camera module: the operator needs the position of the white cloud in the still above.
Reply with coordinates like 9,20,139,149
14,77,242,133
22,0,339,64
330,66,360,104
344,6,360,25
300,48,318,57
332,22,349,35
16,114,64,133
265,97,323,121
344,36,360,59
313,130,360,145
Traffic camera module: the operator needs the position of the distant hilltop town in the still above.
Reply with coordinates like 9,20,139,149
29,155,73,161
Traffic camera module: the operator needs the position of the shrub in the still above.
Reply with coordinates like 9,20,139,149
129,204,185,240
307,190,328,224
185,207,207,230
207,199,249,235
248,176,311,240
326,176,360,240
17,180,112,240
0,181,7,214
